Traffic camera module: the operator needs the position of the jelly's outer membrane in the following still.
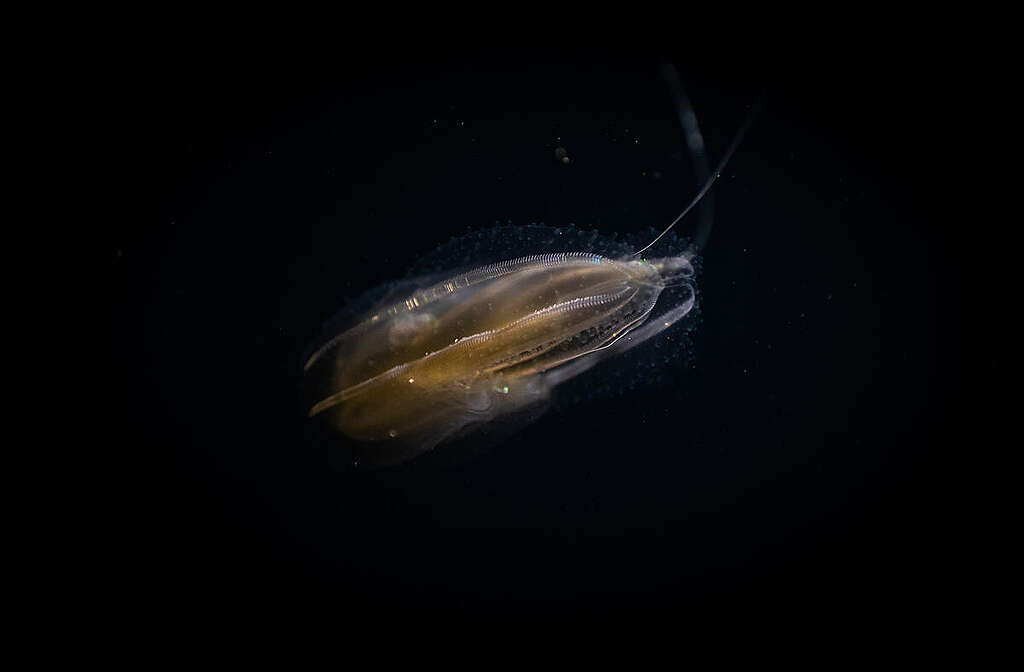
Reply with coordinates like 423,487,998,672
304,252,695,464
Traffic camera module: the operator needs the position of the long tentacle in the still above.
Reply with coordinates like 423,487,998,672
633,72,764,259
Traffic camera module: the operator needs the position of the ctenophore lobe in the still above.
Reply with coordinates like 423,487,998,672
303,251,671,466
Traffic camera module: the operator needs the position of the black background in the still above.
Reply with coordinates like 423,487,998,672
74,26,995,629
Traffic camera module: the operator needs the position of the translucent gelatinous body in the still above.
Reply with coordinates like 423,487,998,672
303,250,694,465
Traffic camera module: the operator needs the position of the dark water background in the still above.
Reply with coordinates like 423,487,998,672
78,29,994,628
